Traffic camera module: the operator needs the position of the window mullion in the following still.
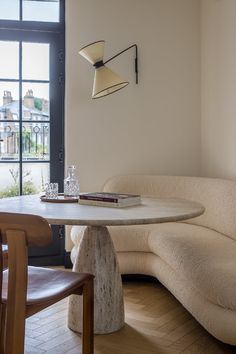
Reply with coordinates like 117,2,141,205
20,0,23,21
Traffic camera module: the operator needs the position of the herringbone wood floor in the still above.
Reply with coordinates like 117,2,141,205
25,281,236,354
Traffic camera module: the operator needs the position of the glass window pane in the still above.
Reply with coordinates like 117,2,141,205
22,42,49,81
22,122,50,161
23,163,49,195
0,82,19,120
22,83,49,121
0,0,19,20
0,41,19,79
0,163,20,198
23,0,59,22
0,122,19,161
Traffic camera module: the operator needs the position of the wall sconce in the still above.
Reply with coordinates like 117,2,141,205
79,40,138,99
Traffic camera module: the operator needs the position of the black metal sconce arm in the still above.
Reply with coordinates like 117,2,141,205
104,44,138,84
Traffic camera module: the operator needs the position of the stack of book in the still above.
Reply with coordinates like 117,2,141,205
79,192,141,208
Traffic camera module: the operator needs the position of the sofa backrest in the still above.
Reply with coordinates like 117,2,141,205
103,175,236,241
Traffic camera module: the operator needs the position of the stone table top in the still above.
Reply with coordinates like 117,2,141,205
0,195,205,226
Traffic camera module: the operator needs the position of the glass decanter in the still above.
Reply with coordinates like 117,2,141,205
64,165,79,198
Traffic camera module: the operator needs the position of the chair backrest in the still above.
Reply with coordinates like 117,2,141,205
0,212,52,247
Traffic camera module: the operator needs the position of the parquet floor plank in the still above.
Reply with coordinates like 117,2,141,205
169,326,206,352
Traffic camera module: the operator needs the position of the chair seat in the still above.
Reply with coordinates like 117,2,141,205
2,266,93,305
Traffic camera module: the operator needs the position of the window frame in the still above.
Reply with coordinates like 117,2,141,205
0,0,65,194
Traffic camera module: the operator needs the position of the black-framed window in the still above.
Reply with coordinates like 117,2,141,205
0,0,65,198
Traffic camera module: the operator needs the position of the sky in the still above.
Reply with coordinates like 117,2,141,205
0,0,57,101
0,0,58,100
0,0,59,22
0,41,50,101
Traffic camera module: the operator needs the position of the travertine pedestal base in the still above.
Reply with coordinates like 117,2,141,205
68,226,124,334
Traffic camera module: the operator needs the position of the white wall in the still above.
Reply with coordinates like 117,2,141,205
201,0,236,178
65,0,201,192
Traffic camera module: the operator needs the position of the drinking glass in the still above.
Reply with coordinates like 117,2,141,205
45,182,58,199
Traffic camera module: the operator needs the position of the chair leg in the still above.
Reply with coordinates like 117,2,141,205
5,316,25,354
0,304,6,354
5,230,27,354
82,278,94,354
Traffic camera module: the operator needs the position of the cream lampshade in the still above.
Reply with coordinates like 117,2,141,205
79,40,138,99
79,40,105,65
92,66,128,98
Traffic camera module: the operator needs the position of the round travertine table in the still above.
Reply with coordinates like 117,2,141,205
0,195,204,334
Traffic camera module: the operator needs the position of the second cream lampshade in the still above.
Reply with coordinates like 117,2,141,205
79,40,138,99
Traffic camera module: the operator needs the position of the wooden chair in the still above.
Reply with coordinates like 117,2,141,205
0,212,94,354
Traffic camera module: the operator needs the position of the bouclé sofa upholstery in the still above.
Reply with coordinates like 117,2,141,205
71,175,236,345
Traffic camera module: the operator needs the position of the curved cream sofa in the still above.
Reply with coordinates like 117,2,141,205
71,175,236,345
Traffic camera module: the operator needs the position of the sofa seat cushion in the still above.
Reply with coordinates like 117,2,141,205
148,222,236,310
108,225,155,252
71,225,154,252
